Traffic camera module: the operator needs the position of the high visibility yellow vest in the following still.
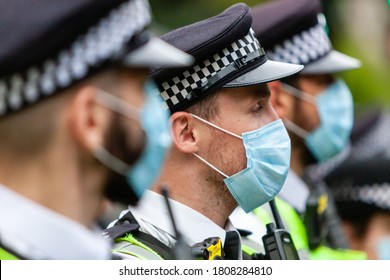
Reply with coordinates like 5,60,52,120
113,233,164,260
251,198,367,260
0,247,19,260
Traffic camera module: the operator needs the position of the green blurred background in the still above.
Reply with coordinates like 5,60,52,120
148,0,390,115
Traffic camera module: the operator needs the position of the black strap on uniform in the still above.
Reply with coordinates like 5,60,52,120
134,231,173,260
0,239,26,260
102,211,140,240
224,231,241,260
103,211,173,259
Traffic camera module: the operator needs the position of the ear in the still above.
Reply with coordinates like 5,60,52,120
169,112,200,154
67,86,110,152
268,80,293,119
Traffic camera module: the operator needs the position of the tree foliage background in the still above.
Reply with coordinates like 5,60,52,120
149,0,390,115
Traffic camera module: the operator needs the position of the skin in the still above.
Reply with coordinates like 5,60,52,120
344,213,390,259
0,68,147,228
268,74,334,175
153,84,278,228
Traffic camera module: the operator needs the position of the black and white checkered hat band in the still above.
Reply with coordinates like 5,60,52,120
350,114,390,162
266,24,332,65
159,28,265,110
333,183,390,211
0,0,150,117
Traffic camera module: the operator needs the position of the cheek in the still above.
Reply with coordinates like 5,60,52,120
208,131,247,175
292,99,320,132
224,138,247,174
256,103,279,130
126,122,146,153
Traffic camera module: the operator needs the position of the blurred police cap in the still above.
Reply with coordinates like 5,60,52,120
251,0,361,74
0,0,193,117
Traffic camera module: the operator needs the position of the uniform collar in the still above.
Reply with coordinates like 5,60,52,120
128,190,238,246
0,184,111,259
278,169,310,213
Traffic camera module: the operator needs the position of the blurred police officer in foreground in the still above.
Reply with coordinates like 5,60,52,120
325,158,390,259
105,3,303,260
0,0,192,260
231,0,364,259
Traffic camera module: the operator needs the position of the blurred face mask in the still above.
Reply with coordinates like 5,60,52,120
191,115,291,213
282,79,354,163
377,236,390,260
94,81,171,205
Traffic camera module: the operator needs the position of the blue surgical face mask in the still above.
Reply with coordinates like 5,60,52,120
94,81,171,199
282,79,354,162
377,236,390,260
191,115,291,213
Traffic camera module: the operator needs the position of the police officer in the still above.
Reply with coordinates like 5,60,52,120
0,0,192,260
325,158,390,259
106,3,303,260
231,0,365,259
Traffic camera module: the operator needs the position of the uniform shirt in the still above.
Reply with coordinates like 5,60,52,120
111,190,243,259
0,184,111,259
231,169,309,233
230,169,310,258
277,170,310,214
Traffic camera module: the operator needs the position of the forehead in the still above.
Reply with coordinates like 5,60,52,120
298,74,334,86
117,68,148,107
295,73,334,95
217,84,270,105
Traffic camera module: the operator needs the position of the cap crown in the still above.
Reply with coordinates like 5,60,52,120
251,0,331,66
0,0,151,117
152,3,267,113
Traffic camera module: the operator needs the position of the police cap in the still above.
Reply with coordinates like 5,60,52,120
0,0,193,117
251,0,360,74
152,3,303,113
325,159,390,212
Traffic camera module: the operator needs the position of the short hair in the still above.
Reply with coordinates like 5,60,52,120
0,94,61,158
280,73,300,89
185,88,222,120
336,202,385,239
0,67,124,159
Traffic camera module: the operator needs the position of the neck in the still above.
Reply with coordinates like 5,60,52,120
290,147,306,177
289,131,316,177
0,150,105,228
153,153,235,229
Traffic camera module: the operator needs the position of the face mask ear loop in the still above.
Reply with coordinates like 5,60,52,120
283,118,310,139
281,82,317,105
95,89,141,121
190,113,243,140
193,153,229,178
94,145,130,176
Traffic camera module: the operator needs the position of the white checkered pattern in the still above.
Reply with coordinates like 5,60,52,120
0,0,150,117
159,28,265,110
333,183,390,211
350,114,390,162
267,24,331,65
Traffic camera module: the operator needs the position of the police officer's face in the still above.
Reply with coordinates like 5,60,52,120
274,74,334,165
102,69,148,206
205,84,278,178
290,74,334,133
